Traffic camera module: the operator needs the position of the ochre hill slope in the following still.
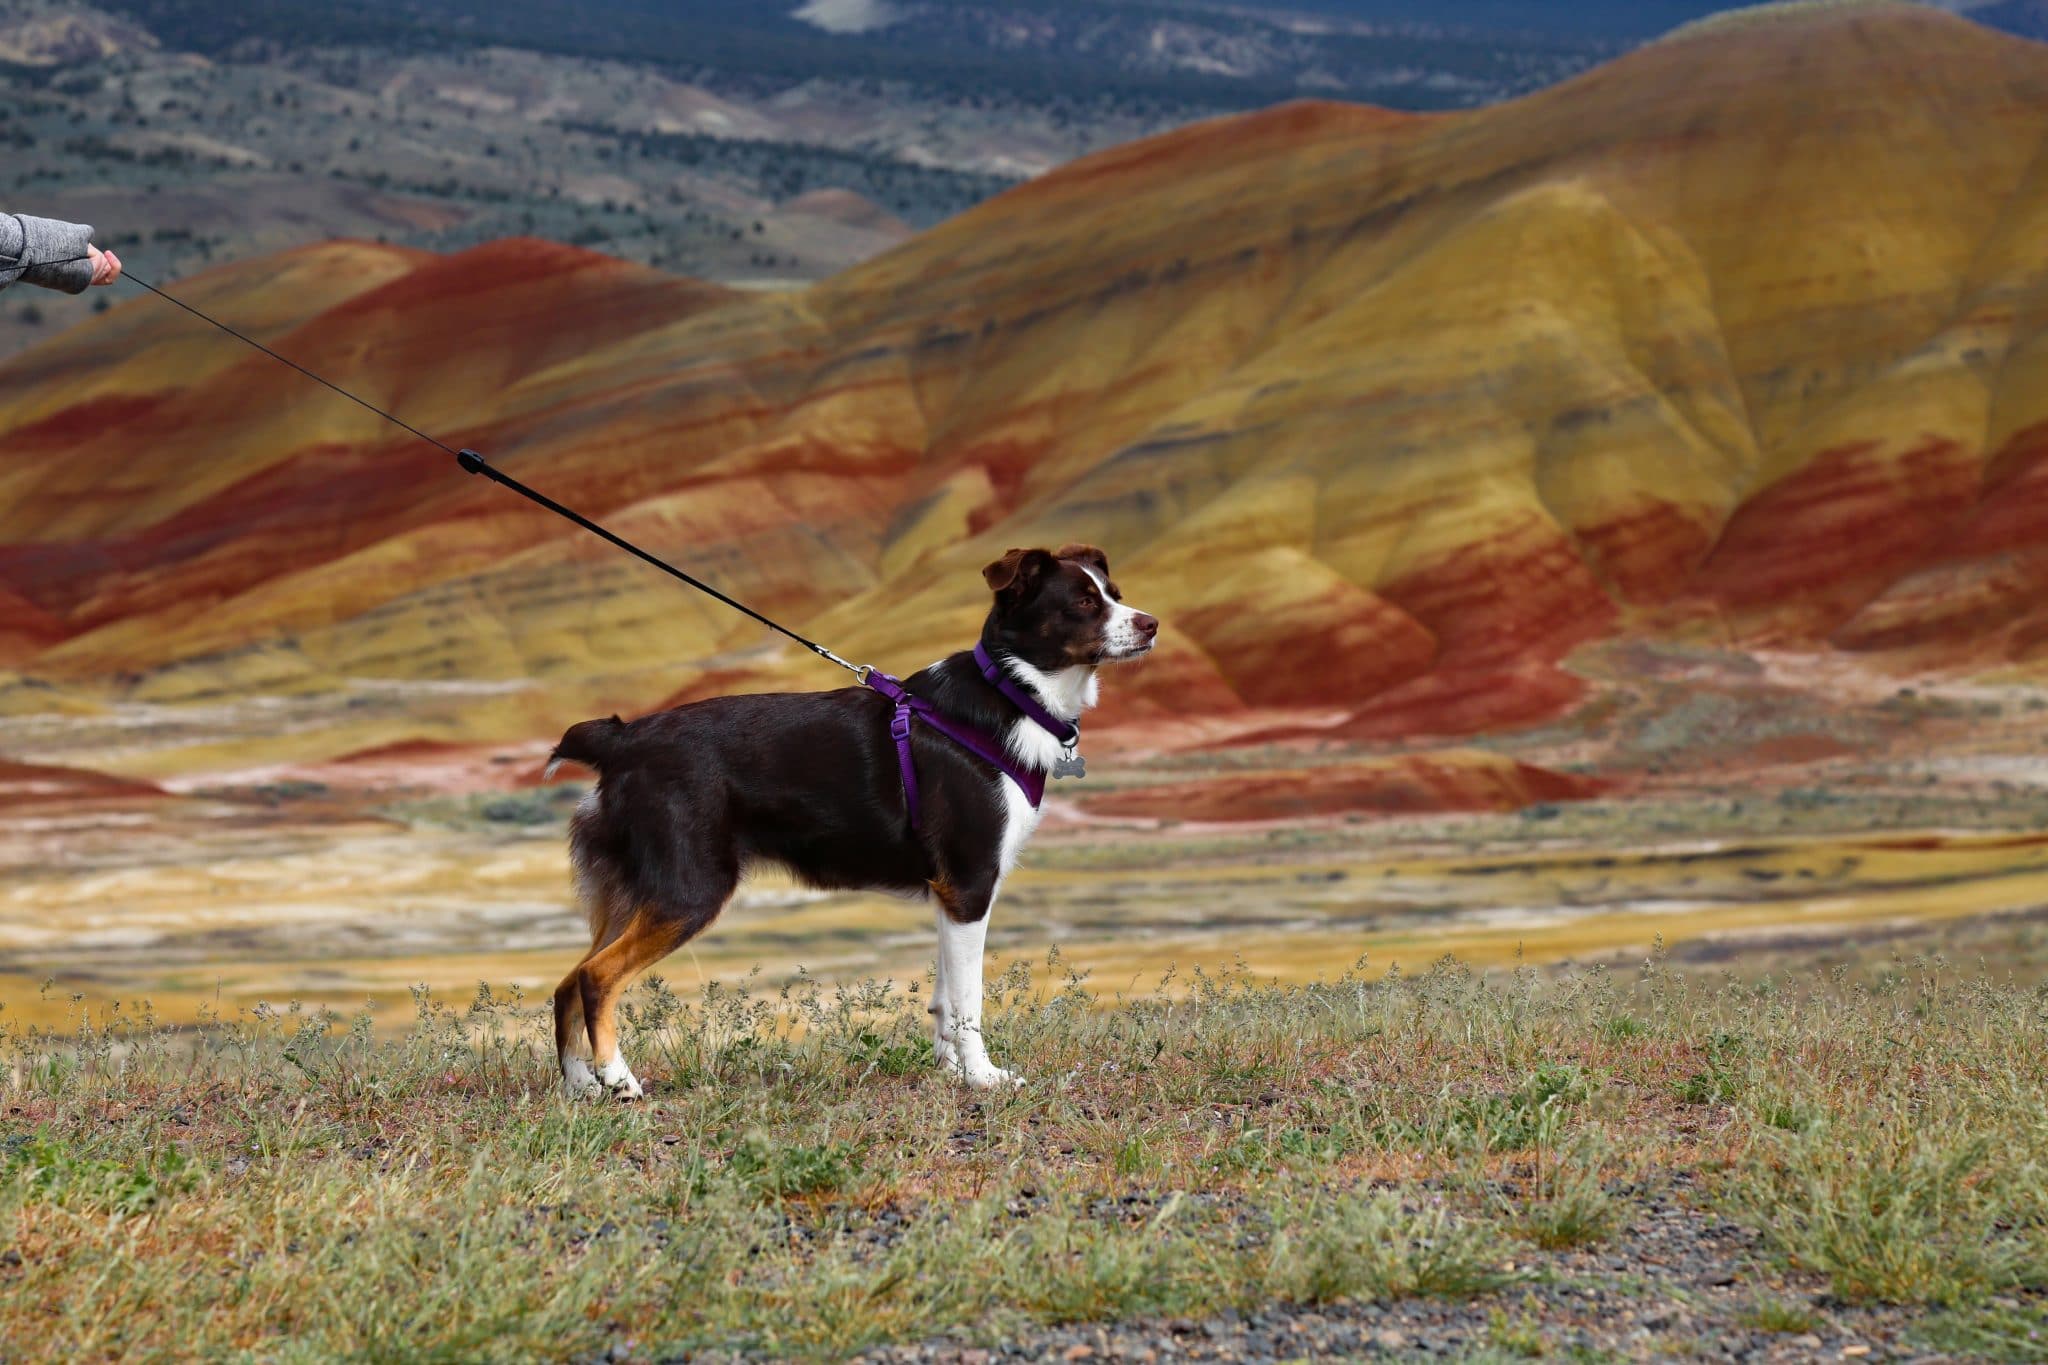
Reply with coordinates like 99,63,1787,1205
5,1,2048,755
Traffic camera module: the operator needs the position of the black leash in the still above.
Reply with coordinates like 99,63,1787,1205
130,270,465,461
451,450,865,675
20,255,458,456
13,256,869,678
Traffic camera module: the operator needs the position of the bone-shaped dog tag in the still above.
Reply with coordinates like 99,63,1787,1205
1052,752,1086,780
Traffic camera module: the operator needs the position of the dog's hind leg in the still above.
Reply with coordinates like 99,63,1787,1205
560,771,733,1099
576,903,719,1099
554,873,635,1097
553,967,601,1098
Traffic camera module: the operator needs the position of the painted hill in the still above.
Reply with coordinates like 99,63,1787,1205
5,0,2048,761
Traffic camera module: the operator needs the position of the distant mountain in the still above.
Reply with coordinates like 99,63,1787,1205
8,2,2048,757
93,2,2046,116
102,0,1619,110
0,0,1709,360
0,2,153,63
1229,0,2047,42
1968,0,2048,40
1210,2,1740,40
12,0,2024,367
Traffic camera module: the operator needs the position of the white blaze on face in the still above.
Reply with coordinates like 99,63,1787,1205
1079,564,1153,660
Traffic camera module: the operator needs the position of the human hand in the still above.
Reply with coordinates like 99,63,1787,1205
86,245,122,287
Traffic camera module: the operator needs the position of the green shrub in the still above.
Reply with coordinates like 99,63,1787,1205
1266,1190,1517,1303
721,1132,865,1200
1725,1122,2048,1306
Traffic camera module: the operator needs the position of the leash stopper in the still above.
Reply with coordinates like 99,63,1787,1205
457,448,487,476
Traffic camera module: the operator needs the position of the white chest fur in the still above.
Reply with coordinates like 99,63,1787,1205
998,660,1096,771
995,773,1044,882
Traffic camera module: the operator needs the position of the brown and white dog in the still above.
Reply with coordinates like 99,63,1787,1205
544,545,1157,1096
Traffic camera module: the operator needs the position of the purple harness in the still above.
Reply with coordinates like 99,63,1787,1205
862,644,1079,831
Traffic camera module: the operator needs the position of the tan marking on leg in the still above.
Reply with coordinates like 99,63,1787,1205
557,874,632,1090
578,910,692,1086
929,877,978,924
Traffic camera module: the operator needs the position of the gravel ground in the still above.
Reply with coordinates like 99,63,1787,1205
837,1179,1963,1364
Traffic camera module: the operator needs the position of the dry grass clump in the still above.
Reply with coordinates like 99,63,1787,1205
2,948,2045,1358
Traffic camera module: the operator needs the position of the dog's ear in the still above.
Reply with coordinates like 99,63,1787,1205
1055,544,1110,578
983,547,1059,608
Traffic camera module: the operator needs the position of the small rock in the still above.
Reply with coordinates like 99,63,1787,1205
1063,1346,1094,1362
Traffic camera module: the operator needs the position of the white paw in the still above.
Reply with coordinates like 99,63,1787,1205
960,1062,1025,1091
561,1056,603,1100
597,1054,644,1101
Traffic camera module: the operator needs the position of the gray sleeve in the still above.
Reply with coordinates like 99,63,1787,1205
0,215,18,296
0,213,96,295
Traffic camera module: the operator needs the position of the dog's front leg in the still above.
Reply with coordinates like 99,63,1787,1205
929,902,960,1072
936,892,1022,1089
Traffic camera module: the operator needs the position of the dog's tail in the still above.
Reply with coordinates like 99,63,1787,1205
543,715,628,782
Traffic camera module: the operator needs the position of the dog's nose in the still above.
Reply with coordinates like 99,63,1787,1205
1135,614,1159,639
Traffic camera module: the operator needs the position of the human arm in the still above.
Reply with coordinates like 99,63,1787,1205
0,212,100,295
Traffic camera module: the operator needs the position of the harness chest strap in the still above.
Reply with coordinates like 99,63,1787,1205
862,668,1048,831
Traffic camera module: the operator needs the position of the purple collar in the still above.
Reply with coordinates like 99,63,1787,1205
863,668,1045,831
973,642,1080,746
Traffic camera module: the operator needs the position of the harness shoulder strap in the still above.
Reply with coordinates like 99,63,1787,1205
862,670,925,828
862,671,1045,831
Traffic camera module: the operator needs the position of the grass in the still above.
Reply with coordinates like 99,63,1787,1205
2,950,2046,1359
1743,1296,1822,1333
1916,1299,2048,1360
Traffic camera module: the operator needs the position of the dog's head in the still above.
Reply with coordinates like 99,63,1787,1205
981,544,1158,670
